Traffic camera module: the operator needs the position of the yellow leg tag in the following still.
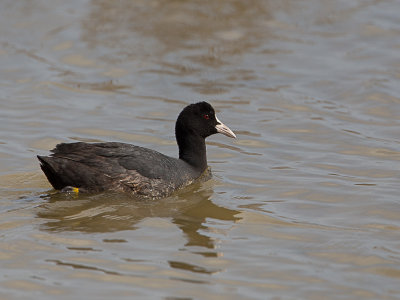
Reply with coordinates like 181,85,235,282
72,187,79,194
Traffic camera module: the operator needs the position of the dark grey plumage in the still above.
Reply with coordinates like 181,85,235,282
38,102,236,199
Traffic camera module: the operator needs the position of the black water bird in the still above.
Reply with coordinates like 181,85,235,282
37,102,236,198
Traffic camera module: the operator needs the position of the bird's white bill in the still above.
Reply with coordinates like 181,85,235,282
215,116,236,138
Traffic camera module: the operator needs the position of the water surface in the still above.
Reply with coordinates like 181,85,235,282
1,1,400,299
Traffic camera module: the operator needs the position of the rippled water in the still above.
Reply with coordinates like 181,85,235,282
1,0,400,299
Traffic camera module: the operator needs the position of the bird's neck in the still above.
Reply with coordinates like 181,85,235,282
177,133,207,171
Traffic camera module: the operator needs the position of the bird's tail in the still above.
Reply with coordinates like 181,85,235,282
37,155,64,190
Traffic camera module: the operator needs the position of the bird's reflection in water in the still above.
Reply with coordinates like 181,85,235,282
36,179,241,261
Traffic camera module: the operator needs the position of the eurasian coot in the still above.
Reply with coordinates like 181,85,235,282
38,102,236,198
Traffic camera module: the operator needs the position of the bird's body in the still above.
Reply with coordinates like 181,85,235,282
38,102,236,199
38,142,204,198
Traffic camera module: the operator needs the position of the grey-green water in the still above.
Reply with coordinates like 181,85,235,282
1,1,400,299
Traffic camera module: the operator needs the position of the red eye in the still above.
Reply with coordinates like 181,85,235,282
203,114,210,120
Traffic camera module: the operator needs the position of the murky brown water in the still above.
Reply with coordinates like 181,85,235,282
1,0,400,299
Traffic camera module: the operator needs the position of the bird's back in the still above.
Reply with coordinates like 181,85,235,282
38,142,202,198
